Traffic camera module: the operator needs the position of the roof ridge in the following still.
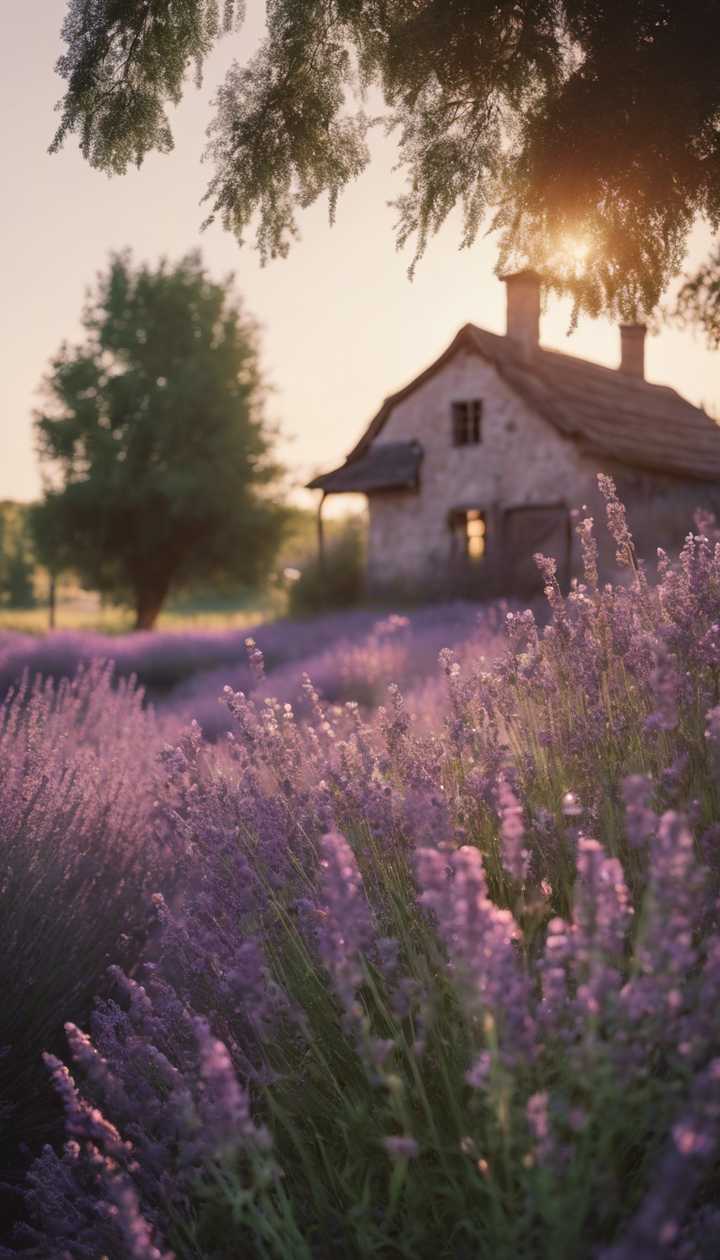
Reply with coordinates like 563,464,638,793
536,344,684,398
325,320,719,486
464,322,689,399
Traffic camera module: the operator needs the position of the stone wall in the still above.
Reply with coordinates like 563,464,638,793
366,348,589,595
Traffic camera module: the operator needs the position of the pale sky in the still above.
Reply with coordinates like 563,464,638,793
2,3,718,511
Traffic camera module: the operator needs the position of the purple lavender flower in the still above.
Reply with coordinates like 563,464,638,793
383,1136,419,1161
43,1053,130,1159
193,1018,271,1155
8,496,720,1257
572,837,631,1016
497,776,529,883
244,637,266,681
619,812,706,1052
645,637,681,733
417,844,535,1063
526,1091,554,1164
539,916,574,1027
623,775,657,849
465,1051,492,1088
102,1182,173,1260
576,515,600,590
315,832,374,1022
600,1061,720,1260
598,473,640,575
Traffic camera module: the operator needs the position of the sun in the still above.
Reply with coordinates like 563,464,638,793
563,237,590,266
546,235,591,279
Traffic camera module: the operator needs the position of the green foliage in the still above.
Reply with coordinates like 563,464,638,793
27,498,76,583
51,1,244,171
35,251,288,629
53,1,720,319
288,515,365,615
672,245,720,347
0,502,36,609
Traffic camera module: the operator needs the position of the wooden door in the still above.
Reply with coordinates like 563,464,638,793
502,505,571,594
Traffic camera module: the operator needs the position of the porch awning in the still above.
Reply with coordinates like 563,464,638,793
307,441,423,494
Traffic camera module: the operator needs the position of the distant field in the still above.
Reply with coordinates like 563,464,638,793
0,594,279,636
0,602,497,741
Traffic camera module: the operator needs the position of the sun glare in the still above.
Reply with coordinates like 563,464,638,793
564,237,590,266
546,235,591,280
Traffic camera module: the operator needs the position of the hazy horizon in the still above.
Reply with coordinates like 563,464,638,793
2,2,718,512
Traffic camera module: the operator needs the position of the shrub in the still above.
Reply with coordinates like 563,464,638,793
0,502,36,610
288,517,365,616
6,481,720,1257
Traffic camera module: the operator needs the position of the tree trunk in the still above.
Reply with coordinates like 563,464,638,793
134,586,168,631
48,572,56,631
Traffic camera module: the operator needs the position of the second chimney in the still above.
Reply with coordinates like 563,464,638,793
619,323,646,379
502,269,541,352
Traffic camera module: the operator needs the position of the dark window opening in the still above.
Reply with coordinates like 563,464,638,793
450,508,487,561
452,400,482,446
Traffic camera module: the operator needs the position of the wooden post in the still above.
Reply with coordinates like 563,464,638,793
317,491,327,574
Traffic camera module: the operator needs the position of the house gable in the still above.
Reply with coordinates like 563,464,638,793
371,343,580,506
345,325,485,461
364,347,585,591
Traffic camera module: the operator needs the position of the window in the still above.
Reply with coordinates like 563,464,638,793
465,509,486,559
452,399,483,446
450,509,487,561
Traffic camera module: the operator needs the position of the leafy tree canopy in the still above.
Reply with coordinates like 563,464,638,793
672,245,720,348
0,502,37,609
53,1,720,320
35,251,288,629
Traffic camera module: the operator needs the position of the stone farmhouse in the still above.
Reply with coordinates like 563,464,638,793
309,271,720,597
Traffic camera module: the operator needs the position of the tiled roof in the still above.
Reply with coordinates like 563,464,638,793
307,440,423,493
310,325,720,492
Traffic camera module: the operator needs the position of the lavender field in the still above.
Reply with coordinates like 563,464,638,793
0,601,501,738
2,482,720,1258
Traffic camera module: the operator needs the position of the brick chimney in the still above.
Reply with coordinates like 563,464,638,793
502,269,541,352
619,323,646,379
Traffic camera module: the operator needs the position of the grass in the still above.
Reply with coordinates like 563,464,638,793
0,592,282,636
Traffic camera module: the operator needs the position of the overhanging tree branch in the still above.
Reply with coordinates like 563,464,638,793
51,1,720,320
